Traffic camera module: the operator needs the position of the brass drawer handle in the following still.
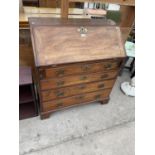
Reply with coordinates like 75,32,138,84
80,75,87,80
56,91,64,97
95,94,101,100
104,64,112,69
39,69,45,79
81,64,90,71
56,102,63,107
75,95,84,100
100,74,108,79
57,81,65,86
98,83,105,88
56,69,65,76
40,74,43,79
78,84,86,89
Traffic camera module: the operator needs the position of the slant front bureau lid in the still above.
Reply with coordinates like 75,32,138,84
29,18,125,67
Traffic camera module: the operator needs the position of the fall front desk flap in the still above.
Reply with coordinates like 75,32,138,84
29,18,126,67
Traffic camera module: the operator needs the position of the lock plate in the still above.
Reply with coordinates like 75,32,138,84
77,26,88,37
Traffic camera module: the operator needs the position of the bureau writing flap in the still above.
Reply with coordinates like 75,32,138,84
29,18,125,67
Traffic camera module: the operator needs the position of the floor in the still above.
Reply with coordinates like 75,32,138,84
19,71,135,155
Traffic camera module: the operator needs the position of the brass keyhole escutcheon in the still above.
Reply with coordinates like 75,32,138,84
80,75,87,80
77,26,88,37
100,74,108,79
81,64,90,71
104,64,112,69
56,102,63,107
76,95,84,100
56,69,65,76
57,81,65,86
98,83,105,88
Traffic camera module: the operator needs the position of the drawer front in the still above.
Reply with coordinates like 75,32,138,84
42,89,111,111
40,71,118,90
39,60,121,79
41,79,115,101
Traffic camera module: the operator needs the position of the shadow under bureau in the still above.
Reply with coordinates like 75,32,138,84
29,18,126,119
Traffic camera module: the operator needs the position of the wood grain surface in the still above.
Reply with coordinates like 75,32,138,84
42,89,111,111
40,71,118,90
39,59,121,79
30,20,125,66
41,79,115,101
28,18,125,119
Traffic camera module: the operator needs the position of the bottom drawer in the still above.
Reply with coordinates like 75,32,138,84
42,89,111,111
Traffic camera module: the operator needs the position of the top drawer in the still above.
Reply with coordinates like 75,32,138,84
38,59,121,79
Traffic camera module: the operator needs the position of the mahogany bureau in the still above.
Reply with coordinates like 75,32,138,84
29,18,126,119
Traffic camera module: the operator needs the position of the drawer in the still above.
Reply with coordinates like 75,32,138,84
40,71,118,90
42,89,111,111
38,59,121,79
41,79,115,101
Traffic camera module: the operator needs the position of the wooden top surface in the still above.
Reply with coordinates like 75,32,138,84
29,18,125,67
19,66,32,85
